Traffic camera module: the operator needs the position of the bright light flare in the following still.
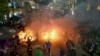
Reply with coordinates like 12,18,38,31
51,30,56,38
41,29,60,42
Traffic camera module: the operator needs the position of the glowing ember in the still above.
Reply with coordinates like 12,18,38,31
17,30,36,43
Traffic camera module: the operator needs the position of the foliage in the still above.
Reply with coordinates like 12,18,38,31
0,0,9,20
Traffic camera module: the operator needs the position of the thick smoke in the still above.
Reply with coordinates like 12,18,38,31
23,6,80,45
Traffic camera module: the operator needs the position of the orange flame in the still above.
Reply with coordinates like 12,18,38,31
17,30,36,43
41,29,61,42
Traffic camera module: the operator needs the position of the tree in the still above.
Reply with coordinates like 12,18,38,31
0,0,9,20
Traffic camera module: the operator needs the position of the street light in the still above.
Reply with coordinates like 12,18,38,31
8,0,17,16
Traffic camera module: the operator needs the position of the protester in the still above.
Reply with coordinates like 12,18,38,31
0,48,4,56
66,39,76,56
10,48,16,56
88,39,98,56
45,41,52,56
13,35,19,52
42,44,47,56
27,38,32,56
35,48,43,56
27,38,32,48
59,47,65,56
3,46,9,56
27,46,32,56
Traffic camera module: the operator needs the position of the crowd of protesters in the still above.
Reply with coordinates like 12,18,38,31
0,36,99,56
81,38,99,56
